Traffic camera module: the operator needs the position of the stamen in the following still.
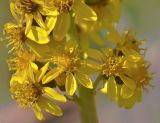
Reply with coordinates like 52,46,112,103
15,0,39,13
54,0,74,13
102,56,124,77
10,81,42,108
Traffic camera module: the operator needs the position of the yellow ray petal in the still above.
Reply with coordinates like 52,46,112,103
32,103,45,120
10,2,20,23
86,48,103,61
36,62,49,82
33,11,46,29
107,76,117,100
53,13,70,41
75,72,93,89
25,14,33,35
45,16,57,34
79,60,101,74
30,62,38,72
120,84,134,99
119,75,136,90
65,72,77,96
73,0,97,21
42,68,63,84
26,26,50,44
43,87,67,102
39,97,63,116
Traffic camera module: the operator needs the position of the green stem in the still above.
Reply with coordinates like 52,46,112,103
77,85,99,123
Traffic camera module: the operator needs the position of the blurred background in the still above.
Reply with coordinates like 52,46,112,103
0,0,160,123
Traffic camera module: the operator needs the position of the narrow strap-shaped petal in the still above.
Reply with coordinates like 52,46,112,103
73,0,97,21
106,24,122,44
119,74,136,90
42,67,63,84
38,97,63,116
79,60,101,74
25,14,33,35
26,26,50,44
45,16,57,34
32,103,45,120
75,72,93,89
65,72,77,96
36,62,49,82
122,48,143,62
86,48,103,61
43,87,67,102
53,13,70,41
10,2,20,23
33,11,46,29
106,76,117,100
30,62,38,72
120,84,134,99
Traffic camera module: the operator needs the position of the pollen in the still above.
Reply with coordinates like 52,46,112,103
102,56,124,77
10,81,42,108
15,0,39,13
52,53,80,72
54,0,74,13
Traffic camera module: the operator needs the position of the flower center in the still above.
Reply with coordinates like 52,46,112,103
8,50,35,71
15,0,39,14
52,53,80,72
4,23,26,44
54,0,74,13
102,56,124,77
11,81,42,108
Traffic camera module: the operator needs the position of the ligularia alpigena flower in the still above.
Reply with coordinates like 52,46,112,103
10,62,67,120
41,42,100,96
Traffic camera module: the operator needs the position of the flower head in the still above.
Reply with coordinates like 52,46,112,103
53,0,74,13
47,0,97,41
11,0,57,35
10,63,67,120
4,23,26,52
41,42,100,96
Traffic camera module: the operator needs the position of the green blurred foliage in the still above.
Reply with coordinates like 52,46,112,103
0,1,12,105
122,0,160,38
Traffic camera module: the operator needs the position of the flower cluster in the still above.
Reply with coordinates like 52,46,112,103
2,0,153,121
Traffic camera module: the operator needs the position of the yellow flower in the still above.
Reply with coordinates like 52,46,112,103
4,23,26,52
75,0,122,47
10,63,67,120
116,62,152,108
118,30,146,53
3,22,50,46
88,48,144,100
8,49,38,81
46,0,97,41
10,0,58,34
41,42,100,96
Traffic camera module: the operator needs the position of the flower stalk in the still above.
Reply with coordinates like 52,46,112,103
77,85,99,123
